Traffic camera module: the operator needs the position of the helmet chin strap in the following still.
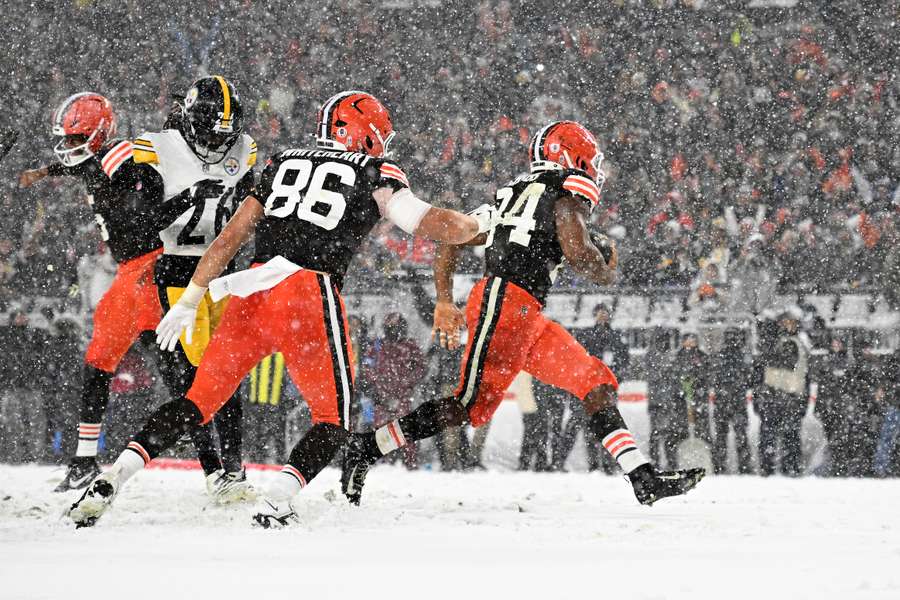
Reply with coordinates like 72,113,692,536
562,149,576,169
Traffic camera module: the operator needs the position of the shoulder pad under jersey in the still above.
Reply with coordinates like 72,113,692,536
99,139,134,179
132,132,159,165
560,169,600,209
377,159,409,188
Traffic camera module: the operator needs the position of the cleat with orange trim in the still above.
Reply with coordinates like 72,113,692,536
67,466,122,528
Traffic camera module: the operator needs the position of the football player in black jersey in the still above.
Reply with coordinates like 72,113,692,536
18,93,240,496
67,90,494,527
341,120,705,507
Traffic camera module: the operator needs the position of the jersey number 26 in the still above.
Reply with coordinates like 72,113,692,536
264,159,355,230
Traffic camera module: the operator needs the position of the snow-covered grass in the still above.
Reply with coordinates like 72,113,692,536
1,464,898,600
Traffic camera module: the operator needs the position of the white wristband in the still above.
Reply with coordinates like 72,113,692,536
180,281,207,308
384,188,432,234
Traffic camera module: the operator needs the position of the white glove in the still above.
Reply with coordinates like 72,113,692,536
468,203,498,234
155,282,206,352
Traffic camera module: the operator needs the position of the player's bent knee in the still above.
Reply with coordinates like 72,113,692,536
583,384,617,415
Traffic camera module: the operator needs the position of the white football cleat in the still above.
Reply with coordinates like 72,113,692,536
67,466,123,528
206,468,257,505
251,496,298,529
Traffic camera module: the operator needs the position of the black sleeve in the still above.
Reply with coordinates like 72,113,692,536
46,162,80,177
254,156,281,202
103,161,191,230
235,168,256,203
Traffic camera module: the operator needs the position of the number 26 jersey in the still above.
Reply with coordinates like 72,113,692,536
484,167,600,304
252,148,409,289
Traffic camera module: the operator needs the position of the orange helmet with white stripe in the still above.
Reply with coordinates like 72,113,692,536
51,92,117,166
528,121,605,188
316,91,395,157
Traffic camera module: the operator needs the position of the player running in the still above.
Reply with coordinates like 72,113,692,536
66,90,494,528
18,92,240,499
341,121,705,507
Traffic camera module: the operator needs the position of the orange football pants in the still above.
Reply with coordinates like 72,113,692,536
84,248,163,373
455,276,618,427
186,269,354,426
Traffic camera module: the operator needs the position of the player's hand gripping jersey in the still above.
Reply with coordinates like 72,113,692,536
484,167,600,304
252,148,409,288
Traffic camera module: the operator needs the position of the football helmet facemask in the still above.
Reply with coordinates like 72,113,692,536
529,120,605,190
180,76,244,164
51,92,117,167
316,91,395,157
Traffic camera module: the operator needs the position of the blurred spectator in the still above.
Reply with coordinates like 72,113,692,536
711,329,754,474
645,328,682,469
0,309,52,463
368,313,427,469
755,311,811,477
673,333,712,444
873,350,900,477
814,336,854,476
555,304,629,472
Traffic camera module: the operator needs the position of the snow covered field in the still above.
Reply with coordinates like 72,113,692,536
1,465,898,600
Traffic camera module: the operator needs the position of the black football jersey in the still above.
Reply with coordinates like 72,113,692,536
46,140,188,264
253,147,409,289
484,167,600,303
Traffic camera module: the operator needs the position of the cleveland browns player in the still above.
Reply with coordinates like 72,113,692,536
18,92,241,501
341,120,705,507
66,90,494,528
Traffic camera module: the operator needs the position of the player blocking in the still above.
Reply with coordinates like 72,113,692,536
341,121,705,507
67,91,494,527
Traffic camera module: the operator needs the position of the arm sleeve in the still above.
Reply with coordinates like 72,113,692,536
561,172,600,209
253,157,280,206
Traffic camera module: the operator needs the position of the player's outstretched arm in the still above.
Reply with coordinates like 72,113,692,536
156,195,264,351
555,195,616,286
373,187,492,245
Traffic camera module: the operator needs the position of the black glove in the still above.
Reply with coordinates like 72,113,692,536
589,230,615,265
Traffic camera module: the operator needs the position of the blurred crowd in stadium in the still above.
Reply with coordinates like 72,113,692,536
0,1,898,474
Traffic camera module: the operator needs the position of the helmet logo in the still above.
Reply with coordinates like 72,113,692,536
337,127,347,138
224,156,240,176
185,87,198,108
550,143,560,152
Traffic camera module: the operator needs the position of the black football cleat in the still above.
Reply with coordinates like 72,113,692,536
627,463,705,506
54,457,102,493
341,436,376,506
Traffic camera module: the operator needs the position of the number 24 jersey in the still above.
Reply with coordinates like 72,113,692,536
484,168,600,304
253,148,409,288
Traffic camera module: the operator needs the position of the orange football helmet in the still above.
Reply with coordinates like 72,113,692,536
52,92,117,166
316,91,395,157
528,120,605,187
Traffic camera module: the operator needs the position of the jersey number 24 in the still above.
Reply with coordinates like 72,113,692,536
264,159,355,231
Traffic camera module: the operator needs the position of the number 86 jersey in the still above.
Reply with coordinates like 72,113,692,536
253,148,409,289
484,167,600,304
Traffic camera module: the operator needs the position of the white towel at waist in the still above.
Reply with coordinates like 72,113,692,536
209,256,302,302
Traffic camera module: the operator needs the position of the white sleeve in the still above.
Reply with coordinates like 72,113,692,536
376,187,433,234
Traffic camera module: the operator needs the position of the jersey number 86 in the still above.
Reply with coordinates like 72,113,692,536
264,159,355,231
